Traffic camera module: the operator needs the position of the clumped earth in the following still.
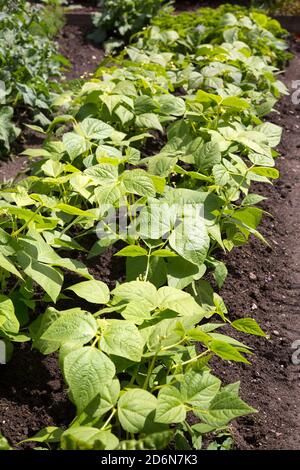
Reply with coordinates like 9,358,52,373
0,10,300,450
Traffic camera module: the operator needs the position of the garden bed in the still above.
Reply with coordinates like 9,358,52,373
0,30,300,451
0,2,300,451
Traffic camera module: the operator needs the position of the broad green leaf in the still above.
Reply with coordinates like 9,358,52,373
209,339,250,364
146,318,182,352
63,132,88,160
213,260,228,288
231,318,266,337
77,118,114,140
196,391,256,426
112,281,157,308
17,252,63,303
0,295,19,334
181,370,221,408
0,252,22,279
100,320,144,362
115,246,148,257
250,167,279,179
232,207,263,229
122,170,156,197
256,122,282,147
194,140,221,171
213,164,230,186
169,218,210,266
56,203,95,218
41,160,64,178
157,95,185,116
118,430,173,450
0,433,12,450
64,346,116,413
118,389,157,433
61,427,118,450
84,164,118,186
37,309,98,353
157,286,204,317
114,105,134,125
136,113,163,132
67,280,110,304
22,427,63,444
242,194,266,205
151,249,177,258
94,184,123,205
156,386,186,424
120,300,152,324
222,96,250,110
166,256,205,290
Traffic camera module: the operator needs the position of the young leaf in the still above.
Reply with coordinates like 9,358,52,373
136,113,163,132
156,386,186,424
67,280,110,304
181,370,221,408
0,295,19,334
196,391,257,427
231,318,266,337
209,339,250,364
17,252,63,303
122,169,156,197
114,246,148,257
100,320,145,362
61,427,118,450
37,309,98,353
64,346,116,413
117,389,157,433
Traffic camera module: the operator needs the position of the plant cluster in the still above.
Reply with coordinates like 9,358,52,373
90,0,170,52
0,4,289,450
0,0,67,154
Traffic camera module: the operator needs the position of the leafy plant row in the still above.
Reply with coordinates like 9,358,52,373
0,0,67,154
0,4,289,450
90,0,169,52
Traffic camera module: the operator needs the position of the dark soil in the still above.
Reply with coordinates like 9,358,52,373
1,7,300,451
0,345,75,449
56,23,104,81
214,43,300,450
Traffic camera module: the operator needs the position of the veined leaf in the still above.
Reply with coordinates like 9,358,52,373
118,389,157,433
100,320,144,362
67,280,110,304
64,346,116,413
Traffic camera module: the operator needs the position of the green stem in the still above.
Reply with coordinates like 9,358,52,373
12,205,42,237
171,349,210,370
58,215,82,238
100,408,116,431
144,248,152,281
143,351,158,390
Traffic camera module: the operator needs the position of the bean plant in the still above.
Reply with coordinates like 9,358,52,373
0,4,289,450
0,0,67,153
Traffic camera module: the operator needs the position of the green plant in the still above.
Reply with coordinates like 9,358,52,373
90,0,171,52
0,0,67,154
22,279,263,450
0,4,288,450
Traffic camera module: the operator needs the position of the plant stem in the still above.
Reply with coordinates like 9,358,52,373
12,205,42,237
171,349,210,370
100,408,116,431
143,351,158,390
